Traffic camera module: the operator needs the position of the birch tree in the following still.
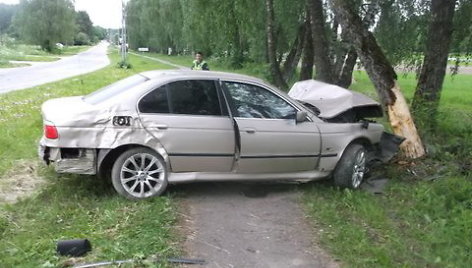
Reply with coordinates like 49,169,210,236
330,0,426,158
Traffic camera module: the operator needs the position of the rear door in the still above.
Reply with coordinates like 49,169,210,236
138,79,235,172
222,81,321,173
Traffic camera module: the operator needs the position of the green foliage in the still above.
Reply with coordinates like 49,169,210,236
451,0,472,53
13,0,76,51
374,1,428,66
117,59,133,69
93,26,107,41
73,11,104,45
74,32,90,46
0,3,17,35
127,0,184,52
126,0,305,67
75,11,94,38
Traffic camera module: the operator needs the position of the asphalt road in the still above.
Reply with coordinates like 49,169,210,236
0,42,110,94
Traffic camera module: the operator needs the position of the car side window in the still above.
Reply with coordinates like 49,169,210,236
168,80,222,116
138,85,170,113
224,82,296,119
139,80,224,116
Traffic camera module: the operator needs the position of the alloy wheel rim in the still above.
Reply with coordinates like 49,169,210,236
120,153,165,198
351,150,366,188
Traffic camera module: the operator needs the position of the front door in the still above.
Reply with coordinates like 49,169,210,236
139,79,235,172
222,81,321,173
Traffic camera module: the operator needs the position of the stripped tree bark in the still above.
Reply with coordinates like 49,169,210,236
412,0,456,133
265,0,288,89
330,0,425,158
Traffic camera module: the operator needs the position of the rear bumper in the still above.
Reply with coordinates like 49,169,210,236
38,143,97,175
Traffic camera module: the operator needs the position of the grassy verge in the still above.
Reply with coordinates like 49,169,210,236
0,61,30,68
310,71,472,267
136,52,271,79
302,176,472,267
0,51,179,267
60,45,92,56
0,44,91,63
6,55,60,62
146,53,472,267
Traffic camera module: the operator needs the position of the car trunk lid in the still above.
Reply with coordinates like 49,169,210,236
41,96,110,127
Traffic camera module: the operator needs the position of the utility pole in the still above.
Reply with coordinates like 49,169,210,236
120,0,128,64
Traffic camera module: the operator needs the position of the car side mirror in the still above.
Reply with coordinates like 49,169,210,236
296,111,307,123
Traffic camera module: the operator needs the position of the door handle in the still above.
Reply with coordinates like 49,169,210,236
155,124,168,130
244,128,256,134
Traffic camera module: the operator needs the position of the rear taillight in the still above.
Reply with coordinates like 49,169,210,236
44,125,58,139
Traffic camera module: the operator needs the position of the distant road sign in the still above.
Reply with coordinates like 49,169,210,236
138,47,149,52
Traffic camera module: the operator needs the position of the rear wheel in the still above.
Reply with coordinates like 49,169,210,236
111,148,168,200
333,144,366,189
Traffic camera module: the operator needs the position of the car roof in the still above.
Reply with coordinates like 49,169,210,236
139,69,266,84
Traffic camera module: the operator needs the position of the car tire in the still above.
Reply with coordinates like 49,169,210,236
111,147,168,200
333,143,366,189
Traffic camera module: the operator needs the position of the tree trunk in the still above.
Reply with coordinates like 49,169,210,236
282,23,306,82
330,0,425,159
336,48,357,88
265,0,288,89
412,0,456,133
335,2,378,88
307,0,334,83
228,4,244,69
300,19,314,80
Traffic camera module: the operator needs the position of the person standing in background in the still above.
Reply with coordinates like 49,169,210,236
191,52,209,70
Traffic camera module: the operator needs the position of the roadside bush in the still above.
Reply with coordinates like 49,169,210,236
117,60,132,69
74,32,91,46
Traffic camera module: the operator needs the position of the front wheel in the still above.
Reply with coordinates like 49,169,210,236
333,144,367,189
111,148,168,200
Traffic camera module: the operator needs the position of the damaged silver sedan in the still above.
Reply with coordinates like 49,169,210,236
39,70,397,200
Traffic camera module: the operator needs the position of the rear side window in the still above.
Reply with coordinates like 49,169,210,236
168,80,221,116
138,85,169,113
138,80,223,116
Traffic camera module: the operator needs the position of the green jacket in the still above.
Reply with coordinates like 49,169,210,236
191,60,209,70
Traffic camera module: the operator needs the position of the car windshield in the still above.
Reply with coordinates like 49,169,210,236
83,74,148,105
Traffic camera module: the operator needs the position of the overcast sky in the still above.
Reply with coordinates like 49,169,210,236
0,0,122,29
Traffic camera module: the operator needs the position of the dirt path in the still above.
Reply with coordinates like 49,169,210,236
131,53,339,267
177,182,339,268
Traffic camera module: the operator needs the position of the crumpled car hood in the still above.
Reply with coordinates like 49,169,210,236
288,79,382,119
